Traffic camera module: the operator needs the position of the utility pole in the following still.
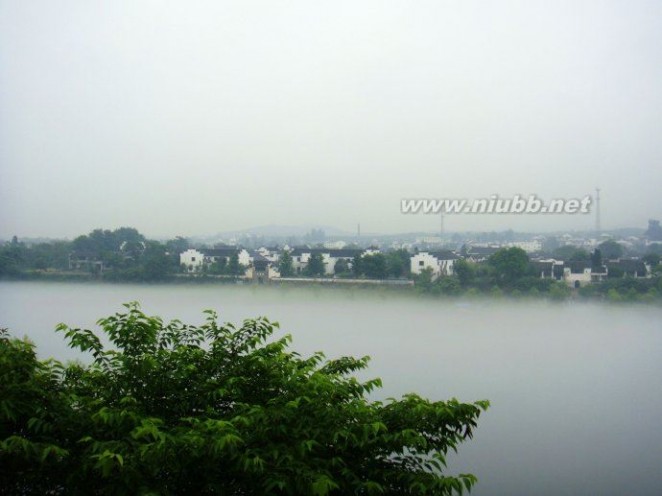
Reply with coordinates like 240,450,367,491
595,188,601,235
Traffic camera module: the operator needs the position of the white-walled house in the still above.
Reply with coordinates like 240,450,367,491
180,249,205,271
255,247,281,264
180,248,252,273
563,262,593,288
410,251,459,279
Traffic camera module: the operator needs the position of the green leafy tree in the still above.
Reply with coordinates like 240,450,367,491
598,240,624,261
165,237,190,271
385,250,410,278
360,254,388,279
0,241,26,277
590,249,603,269
1,305,488,494
552,246,589,262
453,259,474,287
227,253,246,276
352,254,363,277
414,267,435,292
488,248,529,288
333,258,350,276
607,264,625,278
141,242,171,281
436,277,462,296
642,253,660,268
209,257,228,275
278,251,295,277
305,253,326,277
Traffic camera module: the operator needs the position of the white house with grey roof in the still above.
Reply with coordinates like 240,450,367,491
180,248,251,272
410,251,459,279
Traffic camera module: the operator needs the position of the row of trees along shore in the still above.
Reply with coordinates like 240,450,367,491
1,303,488,494
415,247,662,303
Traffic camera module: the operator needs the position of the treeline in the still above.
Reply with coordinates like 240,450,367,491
0,228,189,282
416,247,662,302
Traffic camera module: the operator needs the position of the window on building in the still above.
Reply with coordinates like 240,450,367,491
419,260,424,266
191,257,196,262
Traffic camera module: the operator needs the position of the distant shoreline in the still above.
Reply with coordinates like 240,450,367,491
2,271,661,305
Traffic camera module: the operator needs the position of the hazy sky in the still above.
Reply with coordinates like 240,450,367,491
1,0,660,239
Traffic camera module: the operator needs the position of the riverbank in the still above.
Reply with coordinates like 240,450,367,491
1,269,660,304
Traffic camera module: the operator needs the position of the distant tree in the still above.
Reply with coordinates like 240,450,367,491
333,258,350,276
414,267,435,291
165,236,189,268
598,240,624,260
360,254,388,279
453,259,475,287
591,249,603,269
141,242,171,281
552,246,589,262
436,277,462,296
488,247,529,288
549,282,571,300
227,253,246,276
305,253,326,277
643,253,660,268
209,257,228,275
607,264,625,278
0,240,27,276
278,250,295,277
0,305,488,494
27,241,72,271
385,250,410,278
352,254,363,277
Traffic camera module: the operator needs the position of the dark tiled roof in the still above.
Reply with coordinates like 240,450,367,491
203,248,240,257
610,260,647,276
252,253,270,263
568,261,588,274
426,250,460,260
592,265,608,274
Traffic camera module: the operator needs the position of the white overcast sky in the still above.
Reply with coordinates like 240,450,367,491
1,0,660,238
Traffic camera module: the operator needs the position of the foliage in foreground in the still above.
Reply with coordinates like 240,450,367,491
0,304,488,495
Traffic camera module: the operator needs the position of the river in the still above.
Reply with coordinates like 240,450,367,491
1,281,661,495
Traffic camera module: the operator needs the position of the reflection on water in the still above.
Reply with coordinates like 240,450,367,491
1,281,661,495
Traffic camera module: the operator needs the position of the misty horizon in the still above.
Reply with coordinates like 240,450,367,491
1,1,660,239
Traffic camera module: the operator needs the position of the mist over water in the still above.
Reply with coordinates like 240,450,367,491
1,281,661,495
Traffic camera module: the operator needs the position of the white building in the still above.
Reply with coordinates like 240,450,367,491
180,248,252,273
410,251,459,279
563,264,593,288
504,240,542,253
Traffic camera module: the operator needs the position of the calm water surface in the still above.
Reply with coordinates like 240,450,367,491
1,281,661,495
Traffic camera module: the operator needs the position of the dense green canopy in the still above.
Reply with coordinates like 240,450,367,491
1,304,488,495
